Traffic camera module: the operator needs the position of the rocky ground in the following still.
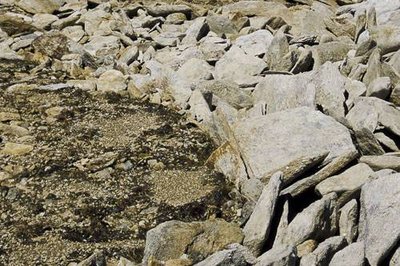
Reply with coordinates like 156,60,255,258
1,0,400,265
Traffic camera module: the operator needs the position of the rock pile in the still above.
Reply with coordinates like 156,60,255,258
1,0,400,265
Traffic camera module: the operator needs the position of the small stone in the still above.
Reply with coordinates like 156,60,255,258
300,236,347,266
255,245,297,266
2,142,33,156
339,199,358,243
97,70,127,93
296,240,318,258
329,242,366,266
366,77,392,99
359,155,400,171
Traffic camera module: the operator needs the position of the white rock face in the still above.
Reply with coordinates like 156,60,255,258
97,70,127,93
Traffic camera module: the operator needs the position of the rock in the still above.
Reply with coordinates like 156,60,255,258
231,107,356,181
282,193,338,246
97,70,127,93
339,199,358,243
143,219,243,263
346,97,400,137
315,163,374,196
345,80,366,109
329,242,366,266
273,200,289,248
358,173,400,265
32,14,59,30
66,80,97,91
153,32,182,47
194,244,256,266
62,26,85,43
214,45,266,87
166,13,187,25
117,257,136,266
312,42,353,68
235,30,274,57
206,13,237,36
77,250,106,266
390,84,400,106
363,48,382,86
300,236,347,266
0,112,20,122
0,43,23,60
359,155,400,171
15,0,63,14
31,32,69,60
374,132,400,152
255,246,297,266
281,150,358,197
199,36,230,63
83,35,121,58
253,62,347,121
147,4,192,17
2,142,33,156
390,247,400,266
118,46,139,65
353,127,385,155
0,124,30,137
196,80,252,110
181,17,209,45
243,172,282,256
296,240,318,258
366,76,392,99
265,29,294,72
370,25,400,55
291,48,314,74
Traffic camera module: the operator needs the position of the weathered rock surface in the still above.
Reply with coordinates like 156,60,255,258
300,236,347,266
329,242,366,266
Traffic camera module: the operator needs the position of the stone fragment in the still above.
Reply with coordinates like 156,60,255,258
15,0,63,14
235,30,273,57
366,76,392,99
312,42,353,68
147,5,192,17
2,142,33,156
243,172,282,256
296,240,318,258
194,244,256,266
374,132,399,152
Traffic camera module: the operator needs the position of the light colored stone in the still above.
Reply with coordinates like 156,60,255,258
374,132,399,152
255,245,297,266
143,219,243,263
235,30,274,57
97,70,127,93
214,45,266,87
282,193,337,246
370,25,400,55
339,199,358,243
366,76,392,99
358,174,400,265
315,163,374,196
15,0,63,14
232,107,356,181
2,142,33,156
300,236,347,266
329,242,365,266
390,247,400,266
194,244,256,266
83,35,121,57
312,41,353,68
147,4,192,17
243,172,282,256
359,155,400,171
32,14,58,29
296,240,318,258
181,17,209,45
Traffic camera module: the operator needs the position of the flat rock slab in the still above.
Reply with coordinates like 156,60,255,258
358,173,400,265
231,107,356,180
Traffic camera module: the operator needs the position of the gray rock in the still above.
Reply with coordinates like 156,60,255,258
281,150,358,197
206,13,237,36
235,30,274,57
339,199,358,244
166,13,187,25
358,174,400,265
370,25,400,55
118,46,139,65
232,107,356,181
153,32,183,47
312,42,353,68
194,244,256,266
62,25,85,43
353,127,385,156
143,219,244,263
265,29,295,72
214,45,266,87
243,172,282,256
329,242,365,266
255,246,297,266
390,247,400,266
181,17,209,45
77,250,106,266
32,14,58,30
390,84,400,106
291,48,314,74
83,35,121,58
147,4,192,17
315,163,374,196
374,132,400,152
282,193,338,246
241,178,264,203
97,70,127,93
15,0,63,14
347,97,400,137
199,36,230,62
363,48,382,86
300,236,347,266
196,80,252,110
345,80,366,109
359,155,400,171
366,76,392,99
273,200,289,248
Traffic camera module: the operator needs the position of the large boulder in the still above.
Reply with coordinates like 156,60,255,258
230,107,356,181
15,0,64,14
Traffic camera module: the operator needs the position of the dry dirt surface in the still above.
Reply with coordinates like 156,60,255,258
0,59,240,265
